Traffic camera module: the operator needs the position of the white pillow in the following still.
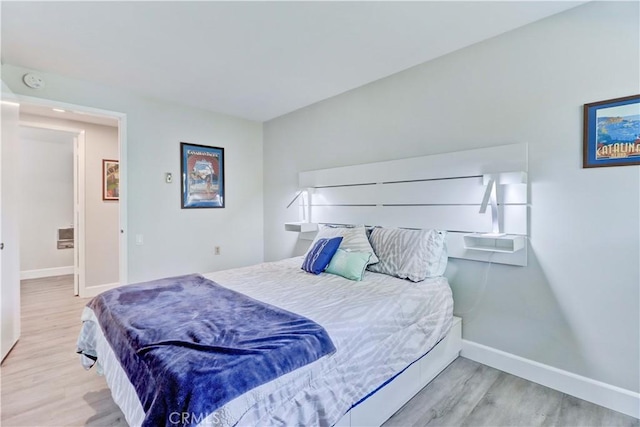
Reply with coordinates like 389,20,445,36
307,225,379,265
367,227,447,281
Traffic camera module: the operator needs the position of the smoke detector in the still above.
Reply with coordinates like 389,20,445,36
22,73,45,89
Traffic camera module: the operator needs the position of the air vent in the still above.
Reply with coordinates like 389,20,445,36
57,227,74,249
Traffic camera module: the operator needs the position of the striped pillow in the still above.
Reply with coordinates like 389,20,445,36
301,237,343,275
367,228,447,282
307,225,379,265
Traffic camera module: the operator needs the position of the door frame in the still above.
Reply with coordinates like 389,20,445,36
16,95,128,290
18,122,85,296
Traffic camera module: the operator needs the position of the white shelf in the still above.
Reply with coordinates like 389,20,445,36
284,222,318,233
463,233,525,253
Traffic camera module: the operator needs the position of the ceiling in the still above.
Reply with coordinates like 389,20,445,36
20,103,119,127
2,1,585,122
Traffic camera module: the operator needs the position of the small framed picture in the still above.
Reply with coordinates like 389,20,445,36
583,94,640,168
102,159,119,200
180,142,225,208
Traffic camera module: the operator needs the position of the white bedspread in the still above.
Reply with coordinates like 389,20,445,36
82,257,453,427
202,257,453,426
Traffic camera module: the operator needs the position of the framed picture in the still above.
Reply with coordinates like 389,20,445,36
102,159,119,200
583,94,640,168
180,142,225,208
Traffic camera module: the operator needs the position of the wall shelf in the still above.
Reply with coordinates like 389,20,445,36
284,222,318,233
463,233,525,253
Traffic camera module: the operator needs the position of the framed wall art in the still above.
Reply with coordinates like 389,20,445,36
583,94,640,168
180,142,225,208
102,159,119,200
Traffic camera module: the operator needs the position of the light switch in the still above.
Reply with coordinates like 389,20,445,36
165,173,173,183
135,234,144,245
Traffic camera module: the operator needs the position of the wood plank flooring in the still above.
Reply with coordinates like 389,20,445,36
1,276,126,427
383,358,638,427
1,275,638,426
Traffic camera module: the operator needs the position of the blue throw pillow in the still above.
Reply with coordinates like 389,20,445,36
302,237,343,275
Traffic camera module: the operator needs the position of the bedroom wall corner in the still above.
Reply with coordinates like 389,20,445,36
263,0,640,399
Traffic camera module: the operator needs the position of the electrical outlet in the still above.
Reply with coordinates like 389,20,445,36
214,246,221,255
165,173,172,183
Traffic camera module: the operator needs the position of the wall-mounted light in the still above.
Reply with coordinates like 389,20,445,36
286,190,305,209
464,171,528,254
479,171,527,236
286,188,315,221
285,188,318,233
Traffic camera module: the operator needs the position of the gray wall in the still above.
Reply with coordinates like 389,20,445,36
83,122,119,287
263,2,640,392
19,127,74,272
3,66,264,284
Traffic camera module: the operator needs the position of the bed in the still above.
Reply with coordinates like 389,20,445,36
78,253,459,427
77,142,534,426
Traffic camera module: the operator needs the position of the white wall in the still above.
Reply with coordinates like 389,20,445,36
3,66,264,284
19,126,74,273
263,1,640,393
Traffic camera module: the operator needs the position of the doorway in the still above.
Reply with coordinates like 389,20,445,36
0,92,127,362
0,91,128,361
17,103,125,297
17,125,81,294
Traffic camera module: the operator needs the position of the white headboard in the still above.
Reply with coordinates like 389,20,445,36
297,143,529,266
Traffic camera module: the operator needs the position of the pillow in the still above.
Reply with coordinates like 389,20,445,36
326,249,372,281
367,228,447,282
307,225,379,265
301,237,343,275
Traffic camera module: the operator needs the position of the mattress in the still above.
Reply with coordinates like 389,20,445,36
80,257,453,426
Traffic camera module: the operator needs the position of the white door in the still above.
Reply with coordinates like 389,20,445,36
1,81,21,362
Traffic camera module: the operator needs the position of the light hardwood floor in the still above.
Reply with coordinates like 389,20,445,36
1,276,126,426
383,358,639,427
1,275,638,427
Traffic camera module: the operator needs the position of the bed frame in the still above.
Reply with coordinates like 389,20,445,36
336,317,462,426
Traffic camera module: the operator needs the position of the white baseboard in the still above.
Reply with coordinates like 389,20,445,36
21,266,74,280
80,282,119,298
461,340,640,419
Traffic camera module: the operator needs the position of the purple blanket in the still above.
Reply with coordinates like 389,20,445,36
87,274,335,427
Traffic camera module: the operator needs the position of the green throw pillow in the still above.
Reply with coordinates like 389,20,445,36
326,249,372,281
